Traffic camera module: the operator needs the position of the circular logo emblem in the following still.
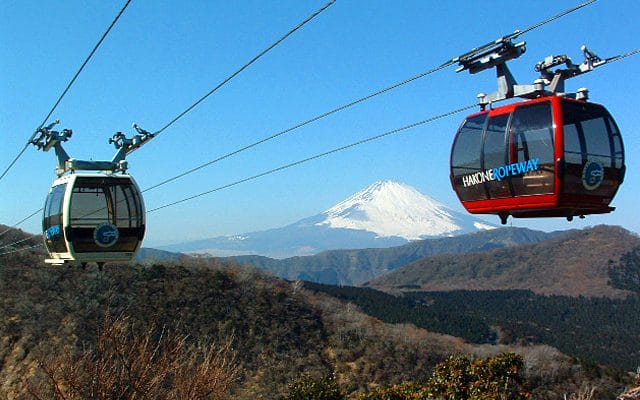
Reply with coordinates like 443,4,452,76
582,161,604,191
93,223,120,247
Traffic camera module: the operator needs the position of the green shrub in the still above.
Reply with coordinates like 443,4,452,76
353,353,531,400
282,373,345,400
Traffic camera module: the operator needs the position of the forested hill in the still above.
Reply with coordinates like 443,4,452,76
368,225,640,298
0,225,635,399
305,283,640,371
227,226,565,286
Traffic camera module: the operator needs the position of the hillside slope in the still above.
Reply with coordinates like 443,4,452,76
0,226,630,399
305,283,640,371
369,225,639,298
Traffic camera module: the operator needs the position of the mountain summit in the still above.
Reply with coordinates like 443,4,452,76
318,180,493,240
158,180,495,258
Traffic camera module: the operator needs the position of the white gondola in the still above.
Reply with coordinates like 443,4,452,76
43,173,145,265
31,122,154,266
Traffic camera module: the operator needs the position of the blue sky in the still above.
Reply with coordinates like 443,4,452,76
1,0,639,246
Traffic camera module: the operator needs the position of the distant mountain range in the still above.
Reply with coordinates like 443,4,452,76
158,180,496,258
227,226,564,286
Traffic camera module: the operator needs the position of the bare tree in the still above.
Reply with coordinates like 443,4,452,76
565,386,597,400
25,312,238,400
617,369,640,400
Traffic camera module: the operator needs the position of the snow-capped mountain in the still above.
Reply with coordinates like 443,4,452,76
158,180,495,258
318,180,494,239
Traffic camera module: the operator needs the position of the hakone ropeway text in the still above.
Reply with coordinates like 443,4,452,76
462,158,540,187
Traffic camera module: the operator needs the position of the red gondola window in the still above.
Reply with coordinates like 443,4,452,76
509,102,555,196
451,114,487,201
483,114,510,199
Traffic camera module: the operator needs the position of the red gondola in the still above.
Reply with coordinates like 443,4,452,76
450,95,624,224
448,39,625,224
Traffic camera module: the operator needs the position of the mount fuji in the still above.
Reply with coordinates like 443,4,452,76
158,180,496,258
318,180,494,239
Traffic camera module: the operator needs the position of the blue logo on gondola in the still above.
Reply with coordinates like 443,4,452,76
582,161,604,191
93,223,119,247
45,224,62,240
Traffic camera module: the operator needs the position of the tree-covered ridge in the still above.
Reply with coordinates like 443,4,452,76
0,255,328,398
369,225,640,298
284,353,533,400
303,282,494,343
305,283,640,371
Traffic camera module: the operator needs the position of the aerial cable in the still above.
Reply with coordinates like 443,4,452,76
0,236,37,251
0,208,44,238
141,62,451,194
516,0,596,37
0,243,43,257
442,0,597,68
33,0,133,135
8,42,637,240
0,1,337,240
0,1,334,238
0,103,470,252
0,0,133,183
142,62,451,194
141,0,599,194
147,103,477,213
0,1,615,248
604,48,640,63
143,0,337,141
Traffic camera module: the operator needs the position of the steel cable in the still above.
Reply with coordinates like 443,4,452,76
0,0,134,183
141,0,601,194
147,104,477,213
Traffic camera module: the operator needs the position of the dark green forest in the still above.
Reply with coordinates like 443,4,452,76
304,283,640,371
609,246,640,293
228,227,564,286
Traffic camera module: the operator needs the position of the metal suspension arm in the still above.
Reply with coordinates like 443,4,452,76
30,121,155,176
29,120,73,172
109,123,155,164
537,45,611,94
457,42,620,108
